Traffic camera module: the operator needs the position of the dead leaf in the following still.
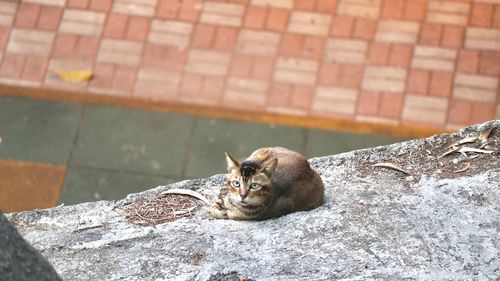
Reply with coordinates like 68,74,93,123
161,189,210,205
0,136,2,144
446,136,477,149
458,147,494,155
469,155,480,160
453,162,471,173
56,69,93,82
478,127,493,144
440,147,461,157
372,163,410,175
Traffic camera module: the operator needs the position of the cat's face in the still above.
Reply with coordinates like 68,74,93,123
224,153,277,208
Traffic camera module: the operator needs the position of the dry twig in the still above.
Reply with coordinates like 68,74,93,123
118,193,202,226
372,163,411,175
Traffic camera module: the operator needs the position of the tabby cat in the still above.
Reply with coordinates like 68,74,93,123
210,147,325,220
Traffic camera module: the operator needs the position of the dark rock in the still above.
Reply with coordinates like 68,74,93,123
0,212,61,281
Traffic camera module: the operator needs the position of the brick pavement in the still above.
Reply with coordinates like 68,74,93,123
0,0,499,133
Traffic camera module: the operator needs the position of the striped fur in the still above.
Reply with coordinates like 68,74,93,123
210,147,325,220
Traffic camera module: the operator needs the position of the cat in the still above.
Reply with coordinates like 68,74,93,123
210,147,325,220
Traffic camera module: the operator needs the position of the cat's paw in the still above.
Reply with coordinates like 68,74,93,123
210,201,228,219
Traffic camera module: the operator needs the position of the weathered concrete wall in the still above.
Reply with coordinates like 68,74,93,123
6,120,500,281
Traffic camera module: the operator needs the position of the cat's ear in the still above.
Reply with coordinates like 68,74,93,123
261,158,278,176
225,152,240,172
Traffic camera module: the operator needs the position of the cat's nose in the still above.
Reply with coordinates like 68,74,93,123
239,190,248,201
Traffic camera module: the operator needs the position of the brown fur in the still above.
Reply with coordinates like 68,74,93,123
210,147,325,220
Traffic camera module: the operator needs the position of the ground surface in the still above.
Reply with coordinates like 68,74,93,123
0,95,406,212
6,120,500,281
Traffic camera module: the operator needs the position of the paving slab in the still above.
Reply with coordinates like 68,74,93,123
0,160,65,212
71,106,195,178
185,118,305,178
305,128,409,158
0,96,81,164
60,167,177,206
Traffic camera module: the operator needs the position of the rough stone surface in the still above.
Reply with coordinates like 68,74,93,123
6,121,500,281
0,212,61,281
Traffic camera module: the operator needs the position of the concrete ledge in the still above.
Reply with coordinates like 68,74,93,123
5,120,500,280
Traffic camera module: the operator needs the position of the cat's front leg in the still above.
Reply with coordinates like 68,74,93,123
210,198,228,219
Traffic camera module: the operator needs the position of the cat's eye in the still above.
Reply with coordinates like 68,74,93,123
231,180,241,188
250,183,260,189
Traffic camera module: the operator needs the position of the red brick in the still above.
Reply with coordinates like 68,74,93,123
268,83,292,108
330,16,354,37
90,0,113,12
37,6,63,31
368,42,390,65
280,33,303,57
448,100,471,125
244,5,267,29
192,24,215,48
294,0,316,11
165,48,187,70
302,36,325,60
389,44,412,67
15,4,40,28
252,56,274,79
90,63,114,89
143,44,165,66
143,44,187,70
429,72,453,97
317,0,338,13
179,73,203,97
53,34,78,58
157,0,180,19
22,56,47,82
290,85,314,110
0,53,26,79
379,93,404,119
228,0,249,4
126,17,150,41
339,64,363,87
404,0,427,21
494,6,500,28
441,26,464,48
407,69,430,95
179,0,202,22
201,76,225,101
229,54,252,78
318,63,341,85
470,3,493,27
419,23,442,46
0,28,9,49
353,18,376,40
214,27,237,51
266,8,289,32
68,0,89,9
75,36,100,60
357,91,381,116
112,66,136,93
470,102,496,123
382,0,404,19
479,51,500,76
104,14,128,39
457,49,479,74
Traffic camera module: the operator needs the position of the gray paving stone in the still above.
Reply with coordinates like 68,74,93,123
60,167,177,205
0,96,81,164
305,128,409,158
71,106,195,178
185,118,306,178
